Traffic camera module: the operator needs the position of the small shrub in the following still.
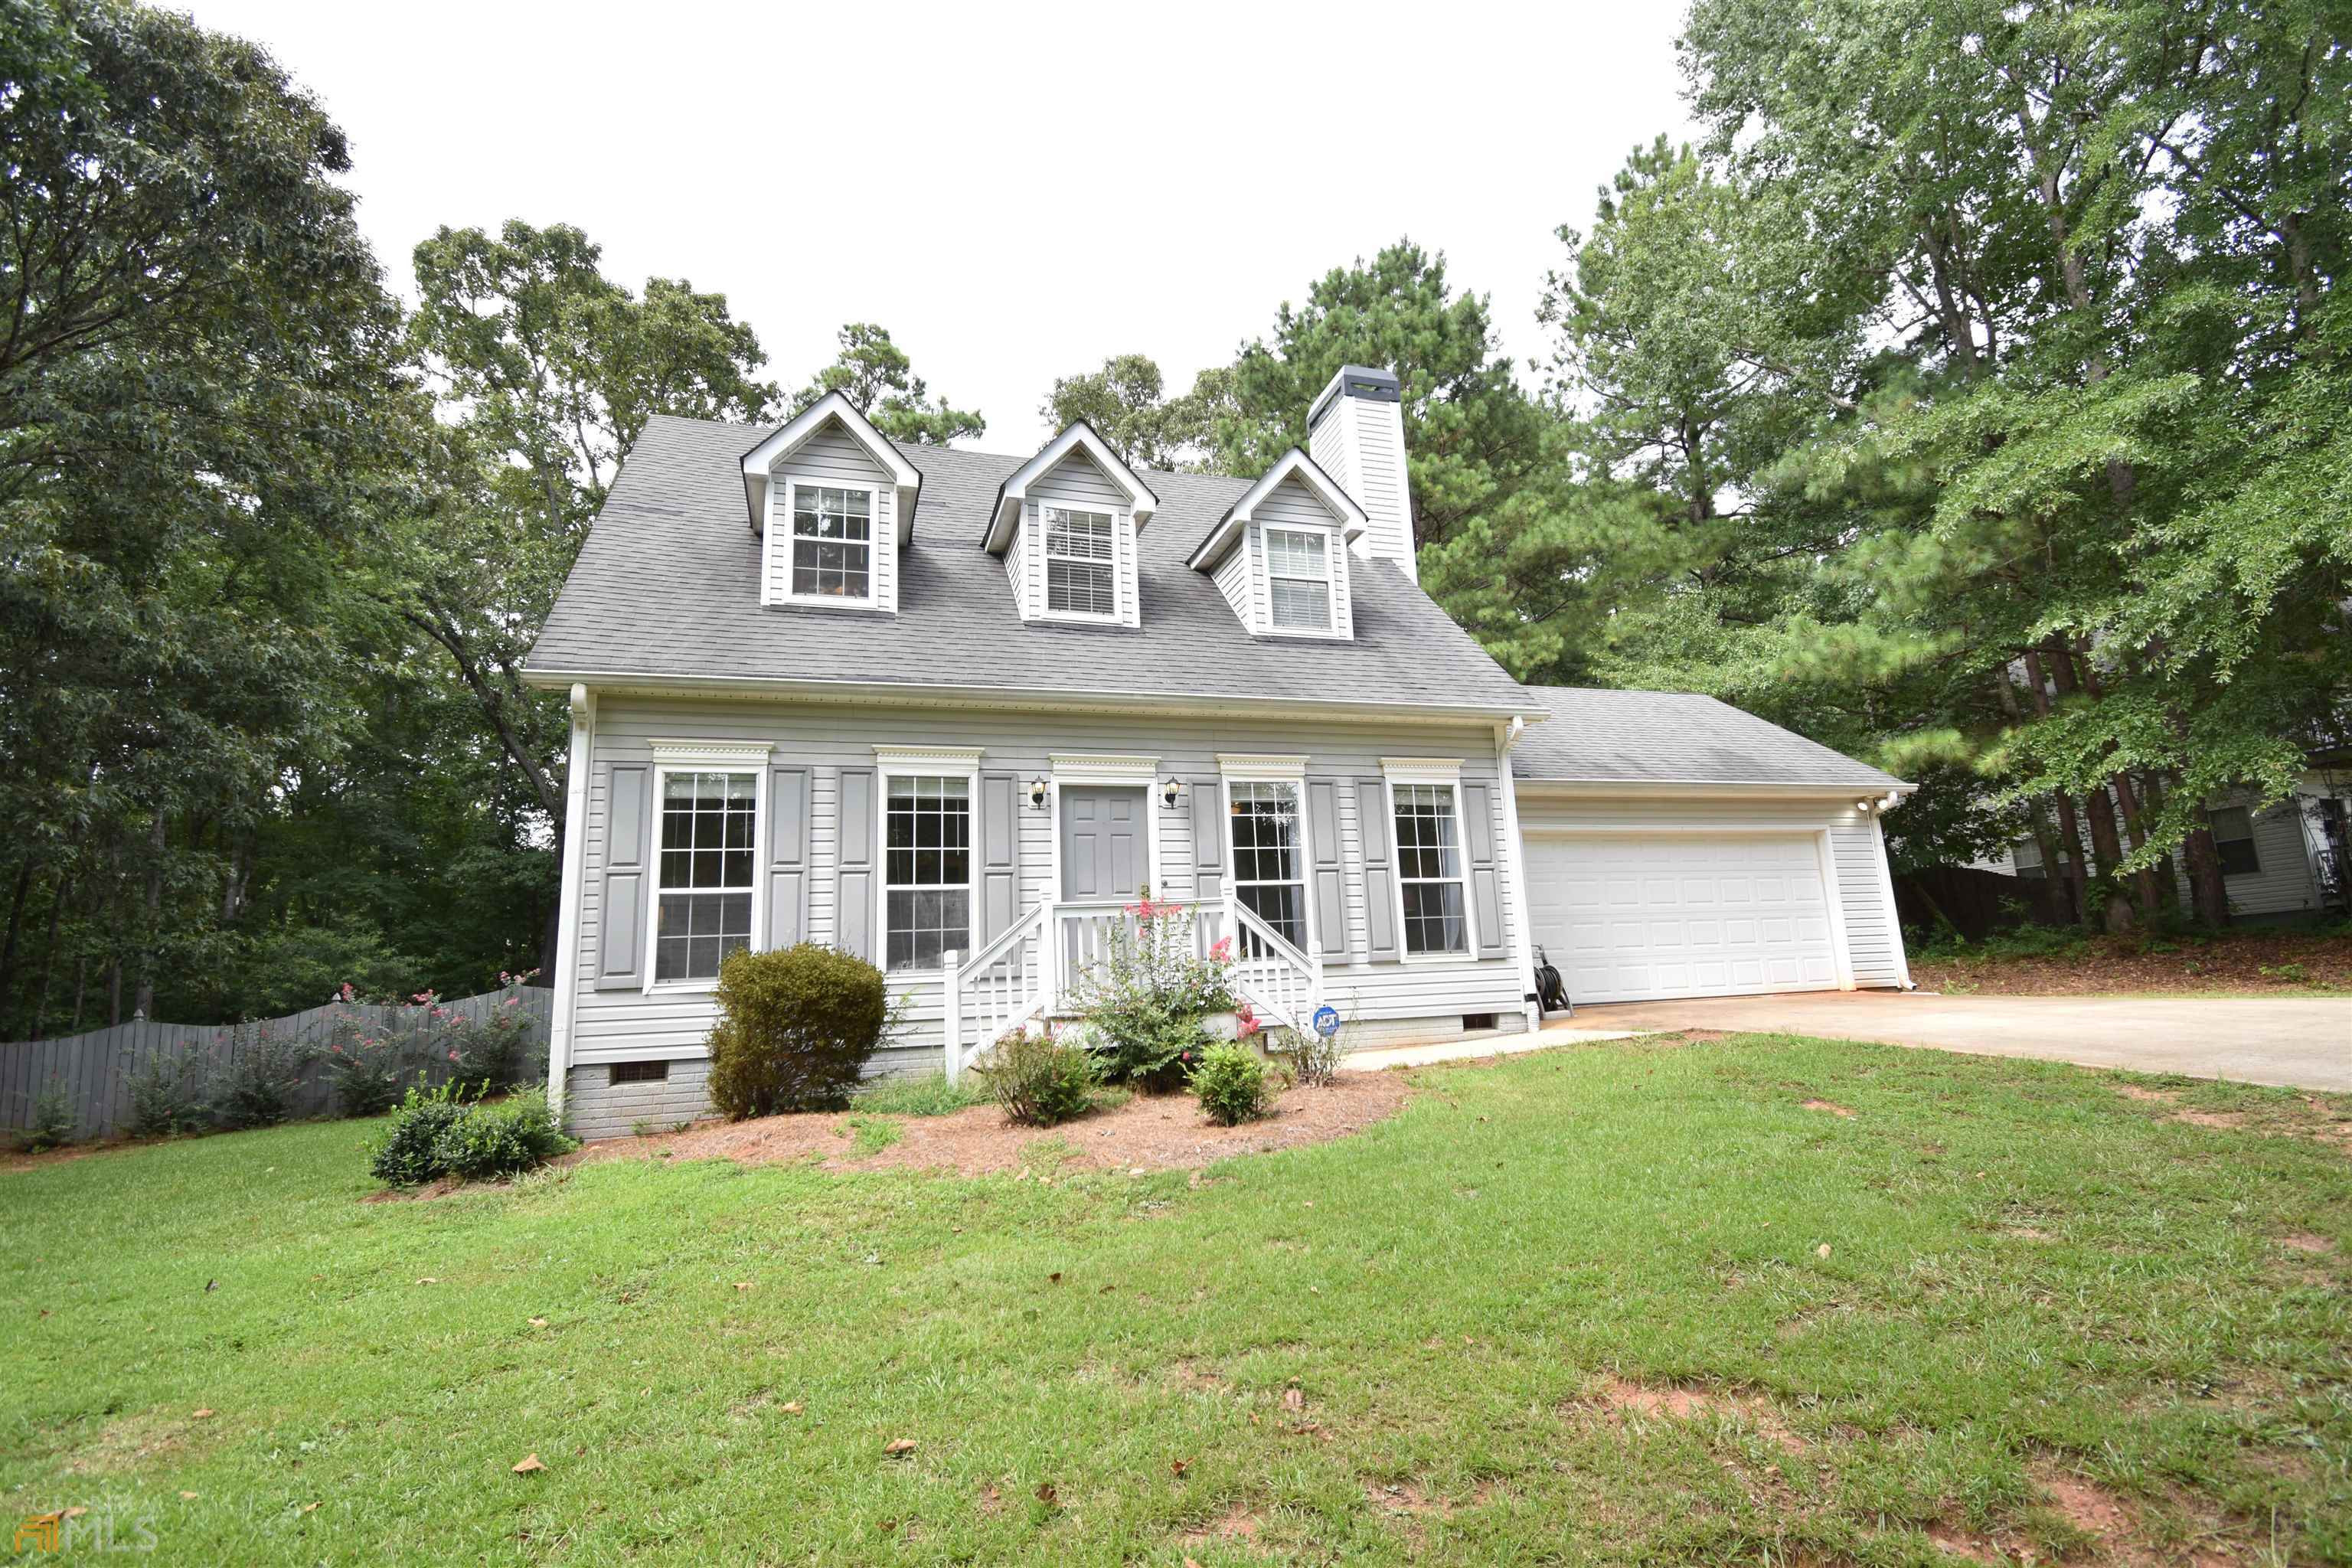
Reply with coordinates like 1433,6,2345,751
1286,1014,1347,1088
125,1051,206,1138
851,1070,989,1117
323,1017,423,1118
707,944,893,1119
433,1089,574,1181
20,1077,76,1152
370,1080,472,1186
1189,1043,1273,1127
985,1032,1100,1127
2259,962,2310,983
211,1024,317,1130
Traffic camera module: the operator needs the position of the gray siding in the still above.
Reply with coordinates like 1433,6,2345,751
1514,791,1909,990
764,420,897,611
568,697,1528,1084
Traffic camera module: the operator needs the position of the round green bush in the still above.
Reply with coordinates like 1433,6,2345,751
984,1031,1100,1127
706,943,890,1119
1188,1042,1273,1127
370,1081,470,1186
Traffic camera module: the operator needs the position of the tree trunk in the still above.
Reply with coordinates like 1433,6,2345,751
1992,670,2073,920
2182,821,2230,928
2020,650,2094,926
2040,640,2133,931
2109,772,2163,921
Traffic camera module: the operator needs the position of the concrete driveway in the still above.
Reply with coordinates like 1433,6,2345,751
1557,990,2352,1091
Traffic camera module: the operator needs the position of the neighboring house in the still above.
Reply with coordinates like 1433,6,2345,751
1978,767,2352,924
524,366,1917,1138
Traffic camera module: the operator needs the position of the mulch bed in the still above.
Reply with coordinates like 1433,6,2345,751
569,1071,1416,1178
1911,929,2352,997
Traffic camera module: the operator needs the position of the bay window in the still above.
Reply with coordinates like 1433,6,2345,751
653,770,756,982
885,775,971,969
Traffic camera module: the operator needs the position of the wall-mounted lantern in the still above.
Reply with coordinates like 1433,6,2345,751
1029,776,1050,810
1159,776,1183,810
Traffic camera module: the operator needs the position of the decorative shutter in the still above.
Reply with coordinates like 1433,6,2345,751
1357,778,1398,962
767,766,810,949
596,763,655,988
835,766,876,961
1188,779,1224,903
977,771,1021,945
1306,778,1345,958
1460,780,1506,960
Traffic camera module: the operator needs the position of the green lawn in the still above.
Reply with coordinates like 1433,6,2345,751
5,1034,2348,1566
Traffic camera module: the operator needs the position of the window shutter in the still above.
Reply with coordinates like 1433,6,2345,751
1460,780,1506,960
977,771,1021,945
1357,778,1398,962
596,763,654,988
1188,779,1223,903
835,766,876,961
1307,777,1345,958
768,766,810,948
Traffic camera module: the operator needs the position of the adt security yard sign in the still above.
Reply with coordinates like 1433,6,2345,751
1312,1004,1341,1038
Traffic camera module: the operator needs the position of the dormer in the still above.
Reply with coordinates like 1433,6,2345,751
740,392,923,613
1185,447,1367,640
982,421,1158,628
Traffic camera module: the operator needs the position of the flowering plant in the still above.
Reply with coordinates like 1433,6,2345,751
1067,893,1239,1086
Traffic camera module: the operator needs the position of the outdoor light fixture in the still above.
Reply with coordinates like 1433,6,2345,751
1160,776,1183,809
1029,776,1049,809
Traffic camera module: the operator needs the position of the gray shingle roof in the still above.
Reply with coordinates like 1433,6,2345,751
1511,685,1908,790
524,414,1532,716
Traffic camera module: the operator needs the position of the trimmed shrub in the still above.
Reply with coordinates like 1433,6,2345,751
706,944,893,1118
1189,1043,1274,1127
985,1032,1100,1127
433,1089,573,1181
371,1080,471,1186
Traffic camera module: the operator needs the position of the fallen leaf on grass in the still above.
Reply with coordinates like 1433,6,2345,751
191,1409,215,1419
735,1282,753,1292
512,1455,545,1474
1034,1482,1059,1507
414,1277,438,1286
1815,1243,1832,1259
63,1508,87,1520
1171,1458,1191,1478
781,1401,805,1415
299,1502,319,1514
178,1492,198,1501
884,1439,917,1458
1281,1387,1305,1411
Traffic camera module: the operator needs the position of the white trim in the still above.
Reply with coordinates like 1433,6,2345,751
773,477,882,610
642,760,767,995
1035,498,1124,623
1815,828,1858,990
547,684,596,1111
1494,717,1540,1029
1384,774,1477,964
1049,753,1158,783
1220,773,1318,954
1217,753,1310,782
1381,756,1465,785
874,744,985,771
647,738,774,769
874,750,983,975
985,421,1158,551
1870,812,1914,988
1259,523,1341,639
1185,446,1368,570
740,393,920,543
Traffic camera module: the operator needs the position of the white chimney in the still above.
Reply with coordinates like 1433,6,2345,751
1306,365,1416,583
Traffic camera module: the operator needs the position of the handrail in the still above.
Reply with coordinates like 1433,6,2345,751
1224,897,1321,1030
956,898,1048,979
1229,898,1317,975
942,901,1051,1083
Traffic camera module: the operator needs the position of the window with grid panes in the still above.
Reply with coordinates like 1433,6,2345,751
884,776,971,969
1263,526,1331,630
1044,506,1116,616
654,772,756,982
789,485,873,599
1228,780,1306,947
1393,782,1468,955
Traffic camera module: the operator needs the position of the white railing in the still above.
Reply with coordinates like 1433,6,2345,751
1052,900,1133,1003
1224,898,1321,1031
940,903,1050,1083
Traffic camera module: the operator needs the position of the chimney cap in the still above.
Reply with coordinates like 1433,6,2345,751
1307,365,1401,430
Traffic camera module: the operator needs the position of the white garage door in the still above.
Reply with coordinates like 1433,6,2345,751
1526,833,1841,1004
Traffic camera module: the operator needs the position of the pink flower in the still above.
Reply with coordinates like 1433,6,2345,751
447,1050,459,1063
1209,936,1233,963
1236,1003,1261,1039
504,997,520,1008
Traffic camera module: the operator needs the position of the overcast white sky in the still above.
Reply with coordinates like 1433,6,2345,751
183,0,1697,452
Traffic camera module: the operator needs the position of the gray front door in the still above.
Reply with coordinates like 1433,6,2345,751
1060,786,1145,900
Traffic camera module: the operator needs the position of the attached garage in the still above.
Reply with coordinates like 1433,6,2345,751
1526,831,1843,1003
1510,686,1914,1007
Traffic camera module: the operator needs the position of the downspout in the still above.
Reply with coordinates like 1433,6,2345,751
547,683,597,1118
1495,716,1543,1032
1857,789,1915,991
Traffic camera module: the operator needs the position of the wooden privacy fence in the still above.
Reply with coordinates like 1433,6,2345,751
0,986,553,1142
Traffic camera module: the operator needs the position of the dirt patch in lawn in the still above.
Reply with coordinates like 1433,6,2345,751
570,1073,1414,1178
2110,1083,2352,1159
1587,1376,1808,1455
1911,929,2351,998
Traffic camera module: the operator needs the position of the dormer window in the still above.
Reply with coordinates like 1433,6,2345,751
1265,526,1333,632
1044,505,1117,617
789,482,876,602
1186,447,1367,641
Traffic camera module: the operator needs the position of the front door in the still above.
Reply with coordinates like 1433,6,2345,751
1060,786,1146,900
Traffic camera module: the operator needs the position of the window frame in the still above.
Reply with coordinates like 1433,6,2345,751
779,477,881,608
1035,498,1123,623
1384,769,1477,963
1259,523,1338,638
874,749,982,975
1219,758,1315,954
642,759,767,994
2208,804,2262,877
